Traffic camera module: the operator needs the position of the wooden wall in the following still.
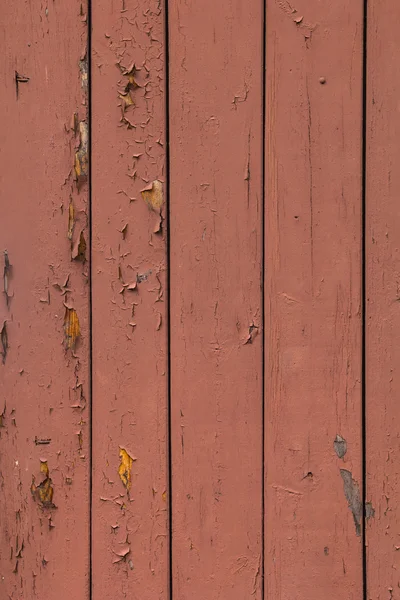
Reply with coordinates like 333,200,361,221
0,1,398,598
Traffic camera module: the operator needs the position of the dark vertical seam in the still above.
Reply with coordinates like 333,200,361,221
87,0,93,597
362,1,368,599
165,0,172,598
261,0,266,598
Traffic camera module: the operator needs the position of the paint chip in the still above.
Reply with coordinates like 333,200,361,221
67,200,74,240
71,230,87,261
64,307,80,350
3,251,12,308
1,321,8,364
31,460,56,509
340,469,362,536
118,447,135,491
118,63,141,128
74,121,88,185
141,180,163,233
334,435,347,459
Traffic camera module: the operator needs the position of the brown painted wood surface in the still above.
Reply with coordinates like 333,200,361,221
168,1,263,597
365,1,400,597
0,1,90,599
91,1,168,599
265,1,364,598
2,0,400,598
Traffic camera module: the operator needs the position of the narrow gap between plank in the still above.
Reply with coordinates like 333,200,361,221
164,0,173,598
261,0,267,599
87,0,93,597
361,0,368,599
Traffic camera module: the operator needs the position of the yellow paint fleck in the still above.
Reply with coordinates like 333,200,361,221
64,307,80,350
31,461,55,508
40,460,49,477
162,490,167,502
118,448,134,491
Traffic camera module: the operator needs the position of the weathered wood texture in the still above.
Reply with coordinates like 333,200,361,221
265,1,364,598
0,2,90,599
91,1,168,599
3,0,400,598
169,1,263,597
365,1,400,597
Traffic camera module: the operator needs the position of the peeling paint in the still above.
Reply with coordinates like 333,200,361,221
118,447,135,491
72,230,87,261
74,121,88,184
118,63,141,128
244,323,258,345
276,0,315,38
340,469,362,536
113,543,131,564
67,199,75,240
334,435,347,459
31,460,56,509
1,321,8,364
366,502,375,520
79,55,88,91
64,307,80,350
3,250,12,308
141,180,163,233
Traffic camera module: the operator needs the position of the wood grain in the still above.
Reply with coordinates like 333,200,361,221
365,2,400,597
265,1,364,597
0,2,89,599
91,1,168,598
169,0,264,597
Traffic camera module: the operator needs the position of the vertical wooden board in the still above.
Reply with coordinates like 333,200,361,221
169,1,263,598
0,2,89,599
91,2,168,599
366,2,400,597
265,1,363,598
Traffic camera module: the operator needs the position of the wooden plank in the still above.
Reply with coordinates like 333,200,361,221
168,1,263,597
0,1,90,599
265,1,364,597
91,2,168,598
365,2,400,596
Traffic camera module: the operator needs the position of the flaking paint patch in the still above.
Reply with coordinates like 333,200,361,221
118,63,141,128
64,307,80,350
118,448,135,491
31,460,56,509
366,502,375,520
1,321,8,364
334,435,347,459
3,250,12,308
67,199,75,240
71,230,87,261
340,469,362,536
74,121,88,185
141,180,163,233
79,55,88,91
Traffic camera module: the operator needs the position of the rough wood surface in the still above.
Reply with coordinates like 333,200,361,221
91,1,168,598
366,1,400,597
169,0,264,597
265,1,364,597
0,2,89,599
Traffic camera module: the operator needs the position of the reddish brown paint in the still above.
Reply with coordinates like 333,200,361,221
91,1,168,598
265,1,364,598
169,1,263,597
3,1,400,599
0,1,89,599
366,2,400,596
